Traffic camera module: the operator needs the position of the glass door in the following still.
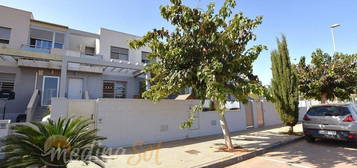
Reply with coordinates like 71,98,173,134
41,76,59,106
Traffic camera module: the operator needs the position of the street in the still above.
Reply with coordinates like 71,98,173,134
228,139,357,168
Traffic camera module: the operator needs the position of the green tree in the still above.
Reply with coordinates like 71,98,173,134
0,118,106,168
270,35,299,134
130,0,266,150
297,49,357,103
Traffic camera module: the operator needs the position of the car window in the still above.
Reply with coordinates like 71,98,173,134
351,105,357,114
307,106,350,116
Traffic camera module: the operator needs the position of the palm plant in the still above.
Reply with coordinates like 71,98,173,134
0,118,106,168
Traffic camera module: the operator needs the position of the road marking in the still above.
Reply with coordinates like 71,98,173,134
257,157,312,168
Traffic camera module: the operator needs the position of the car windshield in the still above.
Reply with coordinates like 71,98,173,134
307,106,350,116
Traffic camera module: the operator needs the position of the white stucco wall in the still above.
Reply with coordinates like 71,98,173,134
51,98,247,148
0,120,10,138
68,33,97,52
99,28,150,63
262,101,282,126
96,99,246,147
0,5,32,49
262,101,309,126
51,98,69,120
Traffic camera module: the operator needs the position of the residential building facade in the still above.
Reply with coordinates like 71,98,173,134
0,5,149,121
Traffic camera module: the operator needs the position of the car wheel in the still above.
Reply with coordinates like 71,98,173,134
305,135,315,143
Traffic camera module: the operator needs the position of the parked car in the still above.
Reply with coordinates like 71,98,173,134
302,104,357,142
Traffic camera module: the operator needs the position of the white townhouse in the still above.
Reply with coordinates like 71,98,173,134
0,5,151,121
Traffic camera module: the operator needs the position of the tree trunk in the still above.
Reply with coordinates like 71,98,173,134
218,112,234,150
321,93,328,104
288,126,294,135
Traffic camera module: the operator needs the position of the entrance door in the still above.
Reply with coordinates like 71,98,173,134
68,78,83,99
42,76,59,106
245,101,254,128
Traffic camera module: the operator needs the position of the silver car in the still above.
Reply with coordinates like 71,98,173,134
302,104,357,142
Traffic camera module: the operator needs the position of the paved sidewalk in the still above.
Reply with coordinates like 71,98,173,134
69,124,303,168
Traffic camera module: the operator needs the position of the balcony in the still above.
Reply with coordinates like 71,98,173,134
20,44,103,60
21,44,50,53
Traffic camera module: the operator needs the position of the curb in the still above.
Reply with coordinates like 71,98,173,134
195,136,304,168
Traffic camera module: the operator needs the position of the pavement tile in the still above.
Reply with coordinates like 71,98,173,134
68,124,303,168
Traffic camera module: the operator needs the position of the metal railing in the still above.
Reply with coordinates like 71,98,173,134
21,44,104,60
20,44,51,53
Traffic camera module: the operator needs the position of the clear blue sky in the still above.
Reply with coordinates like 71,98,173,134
2,0,357,85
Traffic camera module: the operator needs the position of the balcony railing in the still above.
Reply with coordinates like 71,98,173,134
20,44,103,60
21,44,50,53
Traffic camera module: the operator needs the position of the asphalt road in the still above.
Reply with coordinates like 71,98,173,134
228,139,357,168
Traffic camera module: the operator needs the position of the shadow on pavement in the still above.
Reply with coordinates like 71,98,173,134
265,139,357,168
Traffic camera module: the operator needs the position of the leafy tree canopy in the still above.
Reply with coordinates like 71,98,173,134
297,49,357,102
130,0,267,112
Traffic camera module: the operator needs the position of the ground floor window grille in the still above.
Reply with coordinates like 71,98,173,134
0,73,15,92
0,82,14,91
103,80,127,98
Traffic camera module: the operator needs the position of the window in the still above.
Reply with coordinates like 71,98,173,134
307,106,351,116
0,27,11,44
103,80,127,98
54,32,64,49
1,82,14,91
30,38,52,49
0,73,15,92
142,51,150,63
29,28,53,48
111,46,129,60
85,46,95,56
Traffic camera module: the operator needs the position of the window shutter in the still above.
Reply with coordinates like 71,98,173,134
0,73,15,82
30,28,53,41
55,33,64,44
0,27,11,40
118,48,128,54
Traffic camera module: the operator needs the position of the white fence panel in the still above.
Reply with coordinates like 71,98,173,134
96,99,196,147
0,120,10,138
95,99,246,147
262,101,282,126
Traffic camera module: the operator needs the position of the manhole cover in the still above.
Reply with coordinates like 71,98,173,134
185,150,200,155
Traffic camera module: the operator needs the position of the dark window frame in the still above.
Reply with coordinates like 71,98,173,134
30,38,53,49
84,46,95,56
103,80,127,98
110,46,129,61
0,27,11,44
141,51,150,63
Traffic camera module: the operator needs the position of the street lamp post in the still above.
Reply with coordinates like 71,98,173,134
330,24,341,53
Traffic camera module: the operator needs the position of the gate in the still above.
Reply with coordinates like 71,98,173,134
245,101,254,128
